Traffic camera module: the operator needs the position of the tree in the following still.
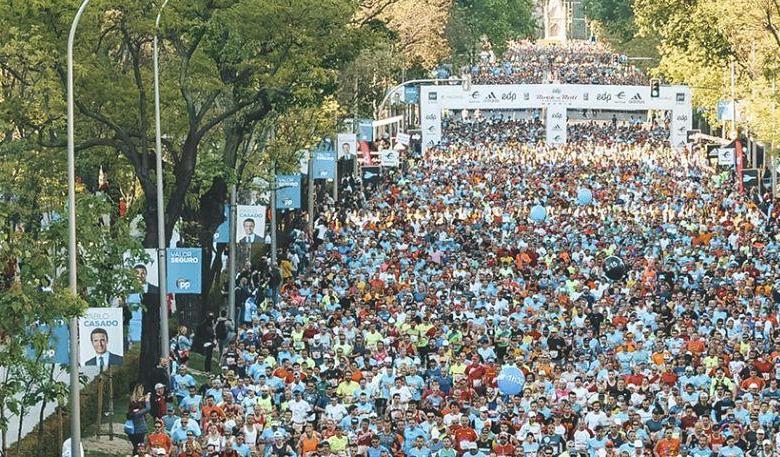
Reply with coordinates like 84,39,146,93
446,0,535,64
0,0,377,384
633,0,780,144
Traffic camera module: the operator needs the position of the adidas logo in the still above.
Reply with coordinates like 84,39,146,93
630,93,642,101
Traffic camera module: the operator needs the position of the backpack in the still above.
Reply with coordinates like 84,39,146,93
215,319,227,340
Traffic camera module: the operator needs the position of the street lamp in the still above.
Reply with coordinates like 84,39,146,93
67,1,91,455
154,0,171,363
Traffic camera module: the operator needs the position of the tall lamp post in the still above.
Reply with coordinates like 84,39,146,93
67,1,91,455
154,0,171,360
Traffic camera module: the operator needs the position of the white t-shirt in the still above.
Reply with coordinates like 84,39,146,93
289,399,312,423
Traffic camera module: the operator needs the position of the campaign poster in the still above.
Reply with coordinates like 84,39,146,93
213,205,230,243
166,248,202,294
236,205,266,245
337,133,357,159
79,307,124,369
313,150,337,180
276,174,302,210
26,320,70,364
358,120,374,142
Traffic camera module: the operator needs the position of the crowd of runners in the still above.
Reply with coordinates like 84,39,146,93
124,40,780,457
470,41,647,86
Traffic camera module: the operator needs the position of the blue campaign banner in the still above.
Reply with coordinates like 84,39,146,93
313,150,337,180
127,293,143,342
26,320,70,364
213,205,230,243
276,174,301,209
166,248,202,294
358,120,374,142
404,86,419,104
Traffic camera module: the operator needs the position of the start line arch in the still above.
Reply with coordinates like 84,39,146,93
420,83,693,149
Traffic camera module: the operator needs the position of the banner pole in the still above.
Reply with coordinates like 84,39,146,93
228,184,237,323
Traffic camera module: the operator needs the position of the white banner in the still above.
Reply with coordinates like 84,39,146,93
717,148,736,166
545,106,567,144
420,84,693,150
379,149,400,167
396,132,411,146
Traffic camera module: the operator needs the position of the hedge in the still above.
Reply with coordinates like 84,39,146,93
6,351,140,457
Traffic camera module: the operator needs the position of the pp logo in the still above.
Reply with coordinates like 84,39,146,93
176,278,191,290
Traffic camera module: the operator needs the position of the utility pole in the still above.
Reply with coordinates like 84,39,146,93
308,150,315,234
270,166,278,267
67,2,91,456
227,185,237,322
153,0,171,359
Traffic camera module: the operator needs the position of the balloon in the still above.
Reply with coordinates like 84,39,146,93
497,366,525,395
604,256,627,281
530,205,547,222
577,188,593,205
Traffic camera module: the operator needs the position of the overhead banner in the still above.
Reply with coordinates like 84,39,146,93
379,149,400,167
545,106,567,144
237,205,266,244
166,248,202,294
276,174,302,210
79,307,124,369
27,320,70,364
313,150,337,180
337,133,357,159
420,84,693,149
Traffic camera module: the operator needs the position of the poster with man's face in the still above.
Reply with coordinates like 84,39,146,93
79,307,124,368
237,205,266,245
337,133,357,159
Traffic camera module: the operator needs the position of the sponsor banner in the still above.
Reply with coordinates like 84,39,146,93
313,150,337,180
27,320,70,364
337,133,357,159
396,132,411,146
166,248,202,294
545,106,567,144
237,205,267,244
420,84,692,150
742,168,759,193
362,166,381,183
717,148,736,166
79,307,124,368
379,149,400,167
276,174,302,210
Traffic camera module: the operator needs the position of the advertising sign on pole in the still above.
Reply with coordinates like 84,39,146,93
79,308,124,369
276,174,302,210
166,248,203,294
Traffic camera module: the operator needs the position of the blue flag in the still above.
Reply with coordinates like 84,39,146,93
276,174,302,209
26,320,70,364
313,150,337,180
166,248,202,294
